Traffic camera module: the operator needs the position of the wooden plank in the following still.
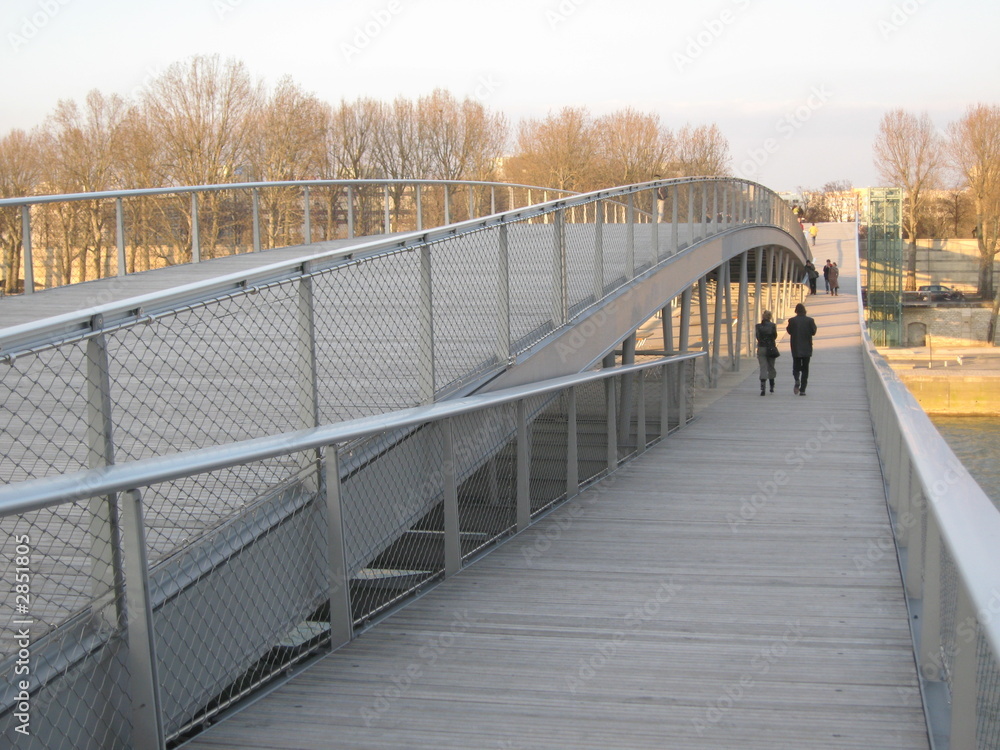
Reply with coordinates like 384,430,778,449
184,224,929,749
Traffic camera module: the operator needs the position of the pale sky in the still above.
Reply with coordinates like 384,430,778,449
4,0,999,192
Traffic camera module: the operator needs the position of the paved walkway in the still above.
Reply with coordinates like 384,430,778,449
182,224,928,749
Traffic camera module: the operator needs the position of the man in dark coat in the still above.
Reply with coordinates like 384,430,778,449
786,302,818,396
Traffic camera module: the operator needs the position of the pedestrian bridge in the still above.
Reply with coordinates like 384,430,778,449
0,179,997,749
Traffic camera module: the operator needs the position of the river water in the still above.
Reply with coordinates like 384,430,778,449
930,416,1000,510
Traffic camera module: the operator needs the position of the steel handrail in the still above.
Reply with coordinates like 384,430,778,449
0,178,577,208
0,177,804,357
0,351,705,517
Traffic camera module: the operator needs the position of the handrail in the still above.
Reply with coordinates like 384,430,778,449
0,352,705,517
855,216,1000,747
0,176,805,357
0,178,575,208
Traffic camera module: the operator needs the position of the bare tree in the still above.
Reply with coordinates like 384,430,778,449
672,123,731,177
873,109,945,290
948,104,1000,299
506,106,598,192
593,108,673,188
0,129,42,293
42,90,130,282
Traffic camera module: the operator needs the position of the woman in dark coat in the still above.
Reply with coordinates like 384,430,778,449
755,310,778,396
828,262,840,296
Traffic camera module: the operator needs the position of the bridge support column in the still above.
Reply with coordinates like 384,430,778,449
753,248,763,349
735,251,748,368
698,276,712,387
711,265,725,386
679,287,692,353
723,260,735,371
618,334,636,446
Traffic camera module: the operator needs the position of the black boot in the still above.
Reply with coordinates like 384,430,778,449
769,379,775,393
760,380,766,396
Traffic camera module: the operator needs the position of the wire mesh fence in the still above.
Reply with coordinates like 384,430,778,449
0,176,799,748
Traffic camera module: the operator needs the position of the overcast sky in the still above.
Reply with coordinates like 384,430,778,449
4,0,999,192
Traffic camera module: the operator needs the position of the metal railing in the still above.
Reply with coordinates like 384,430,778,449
0,349,702,749
0,176,805,748
859,227,1000,750
0,179,589,295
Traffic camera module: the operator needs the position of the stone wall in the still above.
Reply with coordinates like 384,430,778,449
913,239,1000,292
902,304,998,347
895,372,1000,415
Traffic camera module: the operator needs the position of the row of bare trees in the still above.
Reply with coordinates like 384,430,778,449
873,105,1000,296
0,55,733,293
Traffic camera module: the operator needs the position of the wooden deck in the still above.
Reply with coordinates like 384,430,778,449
183,226,930,749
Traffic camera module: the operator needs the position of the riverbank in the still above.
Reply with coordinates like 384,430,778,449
882,345,1000,415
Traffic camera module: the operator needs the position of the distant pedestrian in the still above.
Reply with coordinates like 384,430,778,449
829,262,840,296
809,223,818,246
755,310,779,396
786,303,818,396
805,260,819,295
823,259,833,293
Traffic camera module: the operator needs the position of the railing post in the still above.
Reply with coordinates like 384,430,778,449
712,182,719,234
686,183,695,248
468,185,475,220
496,222,510,364
636,367,647,453
419,246,435,403
659,360,671,439
516,400,531,531
252,188,262,253
490,186,496,215
21,205,34,294
87,327,123,628
678,357,689,426
115,197,127,277
120,489,166,750
553,208,568,327
190,194,201,263
920,512,944,681
650,187,659,261
566,386,579,497
444,185,451,225
671,185,679,254
324,447,353,648
626,193,635,278
296,274,321,487
442,418,461,576
606,373,618,472
347,186,355,239
416,184,423,232
949,584,979,750
594,199,604,302
384,185,391,234
303,186,312,243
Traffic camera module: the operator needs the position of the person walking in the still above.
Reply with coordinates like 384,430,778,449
755,310,779,396
805,260,819,295
828,261,840,296
786,302,818,396
822,259,832,293
808,223,818,246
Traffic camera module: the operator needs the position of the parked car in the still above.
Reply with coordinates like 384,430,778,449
917,284,965,301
